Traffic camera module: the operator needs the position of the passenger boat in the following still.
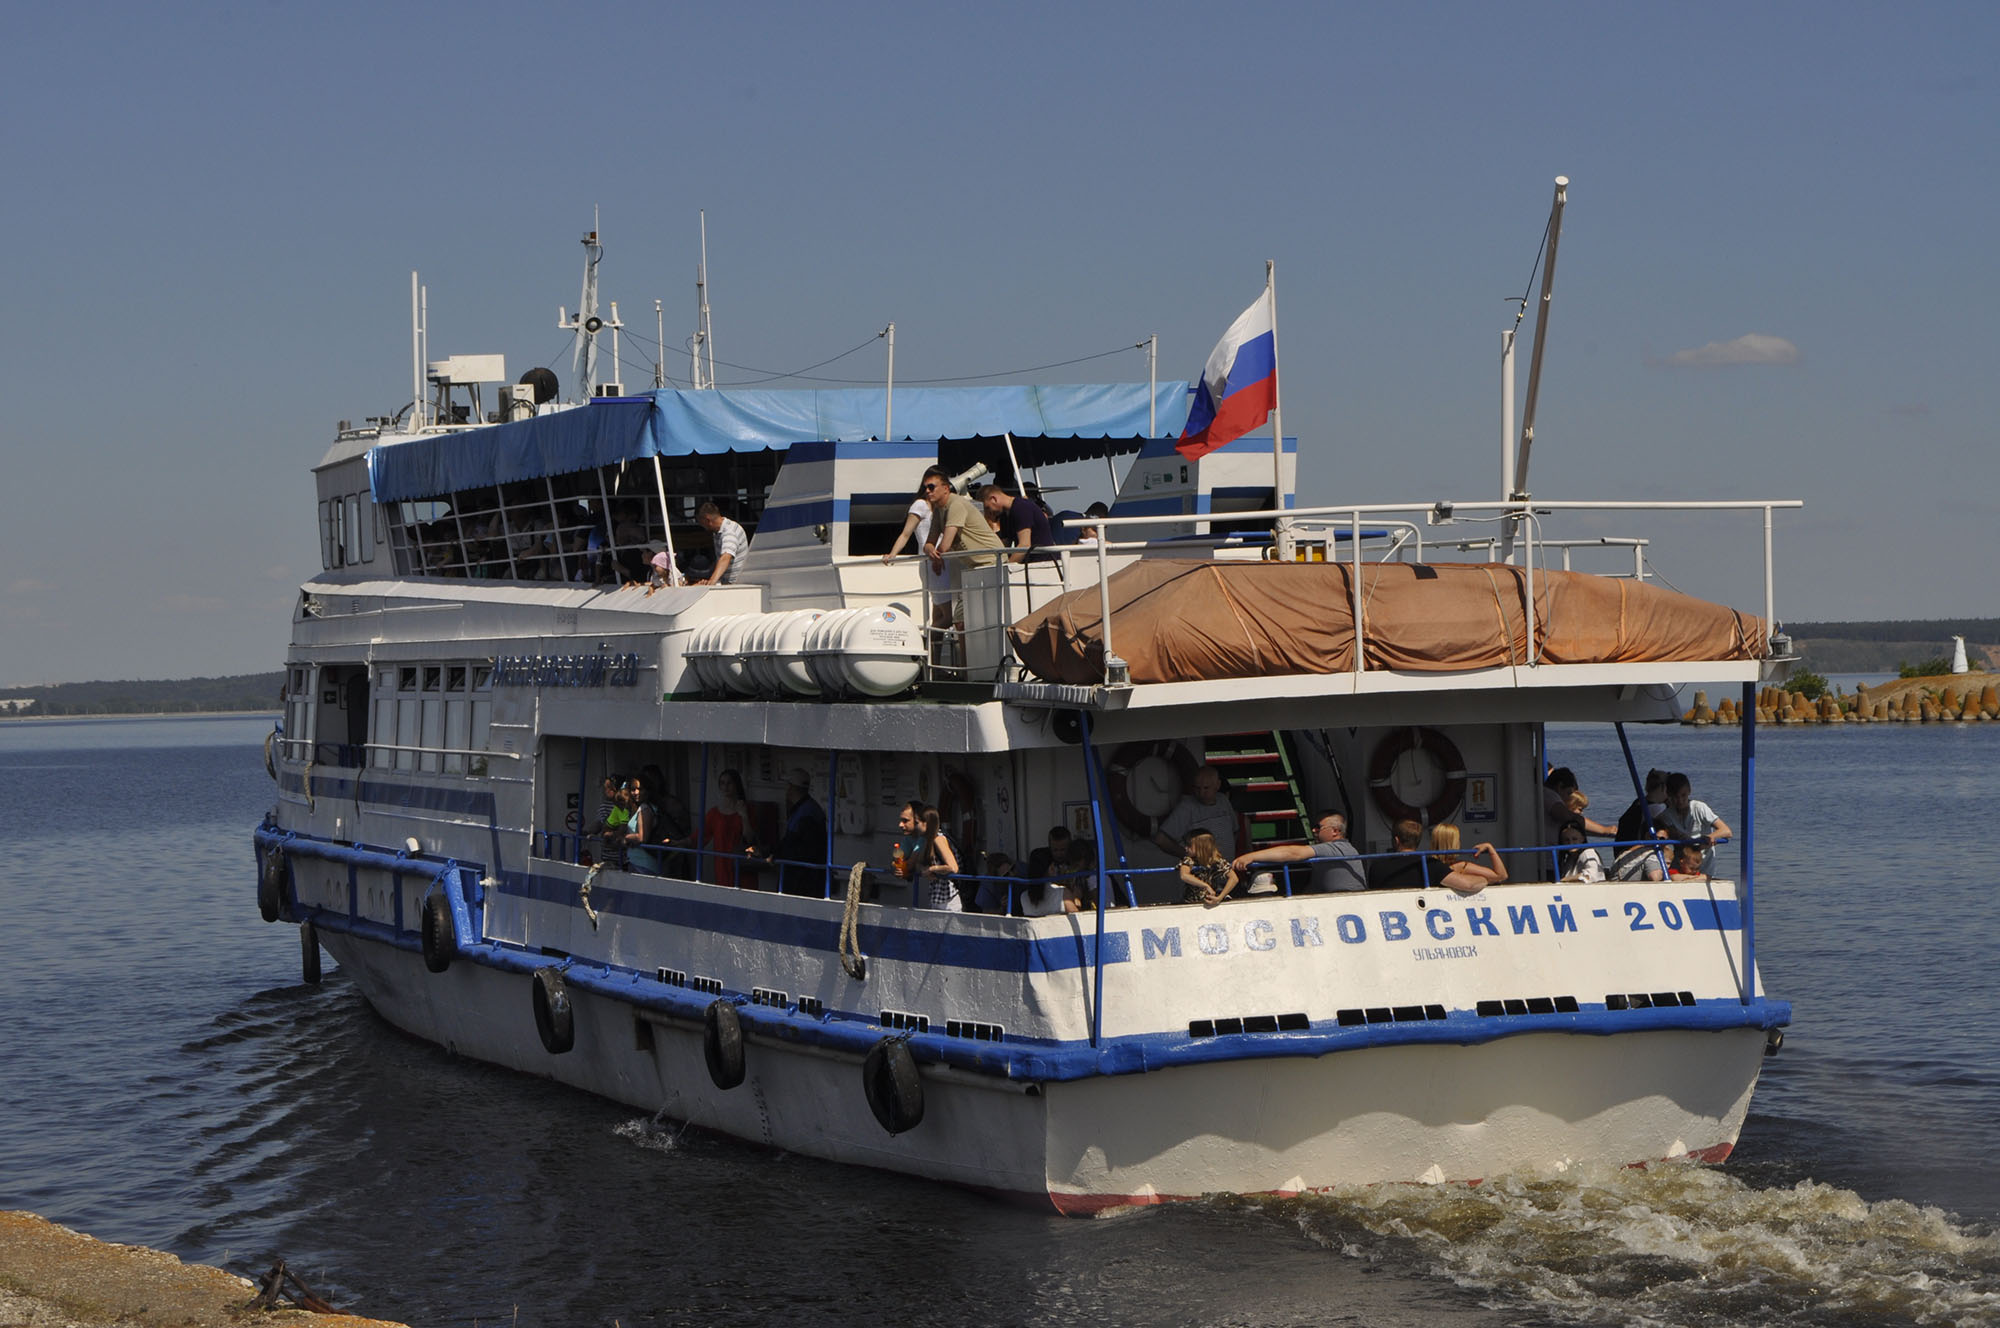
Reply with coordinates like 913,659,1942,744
254,240,1794,1212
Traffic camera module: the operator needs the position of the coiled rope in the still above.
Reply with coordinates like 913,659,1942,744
839,862,868,980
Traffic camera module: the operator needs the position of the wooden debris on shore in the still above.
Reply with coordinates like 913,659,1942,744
1685,678,2000,726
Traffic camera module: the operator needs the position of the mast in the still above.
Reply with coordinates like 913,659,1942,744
1510,176,1568,502
557,210,605,402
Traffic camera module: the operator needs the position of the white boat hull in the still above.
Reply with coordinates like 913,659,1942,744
320,929,1765,1210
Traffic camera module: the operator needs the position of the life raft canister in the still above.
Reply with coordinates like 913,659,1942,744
299,920,321,986
421,892,457,974
862,1036,924,1135
704,999,746,1090
258,848,288,924
532,967,575,1055
1367,727,1468,825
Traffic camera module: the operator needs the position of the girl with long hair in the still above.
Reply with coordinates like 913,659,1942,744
903,801,963,912
1429,823,1508,896
1178,830,1239,907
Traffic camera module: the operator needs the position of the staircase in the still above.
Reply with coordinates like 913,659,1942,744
1203,732,1311,851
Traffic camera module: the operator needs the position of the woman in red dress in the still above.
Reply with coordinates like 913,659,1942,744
703,768,748,887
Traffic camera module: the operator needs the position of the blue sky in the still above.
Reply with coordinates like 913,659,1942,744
2,2,1993,683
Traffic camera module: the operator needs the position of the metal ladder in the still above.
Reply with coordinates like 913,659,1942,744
1204,732,1311,850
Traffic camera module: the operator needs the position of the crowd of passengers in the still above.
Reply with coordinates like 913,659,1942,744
408,471,1098,590
581,760,1728,914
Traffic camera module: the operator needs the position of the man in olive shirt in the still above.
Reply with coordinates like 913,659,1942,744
924,468,1004,580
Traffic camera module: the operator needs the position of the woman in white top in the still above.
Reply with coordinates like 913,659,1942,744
1557,821,1606,883
883,479,953,630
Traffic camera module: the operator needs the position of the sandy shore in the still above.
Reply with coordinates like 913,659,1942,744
0,1212,404,1328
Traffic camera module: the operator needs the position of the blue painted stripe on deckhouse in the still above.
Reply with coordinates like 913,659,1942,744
500,870,1131,973
281,771,497,818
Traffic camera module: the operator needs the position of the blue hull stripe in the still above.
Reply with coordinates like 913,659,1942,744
259,825,1787,1084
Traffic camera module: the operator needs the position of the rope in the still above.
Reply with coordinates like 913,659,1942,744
302,761,315,812
578,861,603,930
839,861,868,980
263,729,279,781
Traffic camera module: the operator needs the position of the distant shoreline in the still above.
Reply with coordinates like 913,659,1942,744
0,709,278,724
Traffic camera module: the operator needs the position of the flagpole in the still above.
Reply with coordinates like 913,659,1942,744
1267,261,1292,559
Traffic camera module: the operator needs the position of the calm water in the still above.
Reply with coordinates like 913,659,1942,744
1,713,1996,1327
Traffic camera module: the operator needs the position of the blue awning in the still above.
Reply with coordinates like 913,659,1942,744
367,382,1192,503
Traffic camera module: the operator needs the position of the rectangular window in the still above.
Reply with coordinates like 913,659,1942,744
419,696,443,773
372,696,395,768
319,502,335,569
444,697,469,774
395,696,418,772
357,496,373,563
344,495,362,566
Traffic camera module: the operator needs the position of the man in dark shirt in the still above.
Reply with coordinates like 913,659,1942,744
1366,818,1433,890
750,768,827,896
980,485,1056,563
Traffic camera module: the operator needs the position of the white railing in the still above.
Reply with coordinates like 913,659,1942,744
856,497,1800,688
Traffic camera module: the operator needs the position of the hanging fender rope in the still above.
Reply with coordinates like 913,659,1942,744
263,729,279,781
839,861,868,980
578,861,603,930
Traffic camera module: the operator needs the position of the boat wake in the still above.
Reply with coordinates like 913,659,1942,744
1276,1161,2000,1327
613,1112,693,1155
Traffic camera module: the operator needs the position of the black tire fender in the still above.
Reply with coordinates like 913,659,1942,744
420,892,456,974
258,849,287,924
704,999,746,1090
300,920,321,986
532,967,575,1055
863,1036,925,1135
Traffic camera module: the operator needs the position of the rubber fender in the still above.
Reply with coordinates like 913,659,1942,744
299,920,321,986
532,967,575,1055
258,849,286,924
862,1037,925,1135
420,892,456,973
704,999,746,1090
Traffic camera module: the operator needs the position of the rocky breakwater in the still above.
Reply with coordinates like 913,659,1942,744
0,1211,406,1328
1681,673,2000,725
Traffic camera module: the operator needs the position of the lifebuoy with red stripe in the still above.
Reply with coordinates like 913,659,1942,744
1368,727,1468,825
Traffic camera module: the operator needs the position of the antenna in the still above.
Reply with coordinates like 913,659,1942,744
410,271,422,432
691,211,716,389
653,299,666,388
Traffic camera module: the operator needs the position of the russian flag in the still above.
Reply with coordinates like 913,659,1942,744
1176,290,1276,460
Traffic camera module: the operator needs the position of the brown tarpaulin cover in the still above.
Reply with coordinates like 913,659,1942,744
1008,560,1766,686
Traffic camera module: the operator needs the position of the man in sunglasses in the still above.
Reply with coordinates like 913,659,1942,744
919,467,1003,671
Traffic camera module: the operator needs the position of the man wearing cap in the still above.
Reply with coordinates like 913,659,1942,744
694,502,748,586
749,768,827,895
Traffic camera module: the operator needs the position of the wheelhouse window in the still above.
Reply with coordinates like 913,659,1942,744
371,660,494,775
382,451,779,583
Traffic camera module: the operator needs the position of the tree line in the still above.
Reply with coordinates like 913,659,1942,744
0,672,283,717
